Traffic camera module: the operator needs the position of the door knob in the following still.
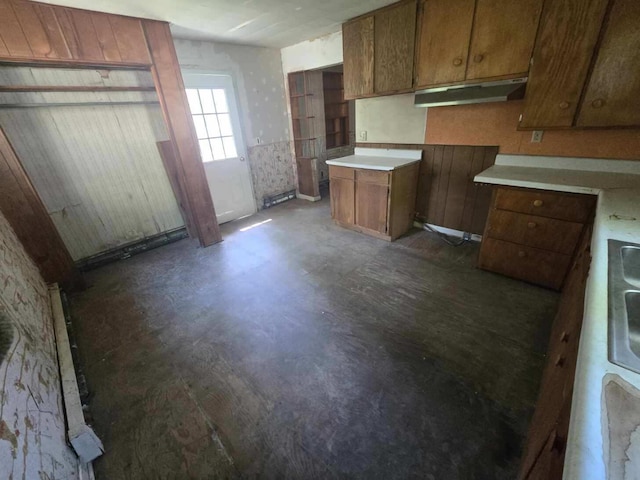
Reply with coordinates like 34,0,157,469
239,156,246,162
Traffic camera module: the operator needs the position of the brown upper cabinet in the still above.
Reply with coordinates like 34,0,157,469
343,0,417,99
414,0,543,89
576,0,640,127
521,0,640,129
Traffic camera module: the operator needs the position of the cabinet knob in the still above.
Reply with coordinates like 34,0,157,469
559,101,570,110
453,57,463,66
592,98,605,109
473,54,484,63
555,355,565,367
560,331,569,342
518,251,526,258
527,222,537,229
533,199,544,207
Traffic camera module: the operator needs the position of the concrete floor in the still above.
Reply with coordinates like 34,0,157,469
70,198,558,479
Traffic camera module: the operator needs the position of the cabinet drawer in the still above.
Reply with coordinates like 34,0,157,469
479,238,571,289
329,165,355,180
494,187,595,223
356,169,390,185
486,210,583,255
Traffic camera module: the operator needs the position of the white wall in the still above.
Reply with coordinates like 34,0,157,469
175,39,296,206
356,93,427,144
0,210,82,479
280,31,343,74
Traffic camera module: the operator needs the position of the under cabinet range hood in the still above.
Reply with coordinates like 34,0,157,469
414,78,527,108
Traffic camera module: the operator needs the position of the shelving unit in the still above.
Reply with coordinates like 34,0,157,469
323,72,349,149
288,72,319,198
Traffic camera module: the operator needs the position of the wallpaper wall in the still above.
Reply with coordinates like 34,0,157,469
0,210,80,478
174,39,296,207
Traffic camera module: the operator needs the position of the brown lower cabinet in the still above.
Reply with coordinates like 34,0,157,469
329,162,419,241
479,186,596,290
518,222,593,479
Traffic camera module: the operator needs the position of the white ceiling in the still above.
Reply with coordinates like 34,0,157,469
38,0,398,48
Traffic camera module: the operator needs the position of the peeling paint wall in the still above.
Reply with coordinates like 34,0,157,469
0,209,80,479
174,39,296,207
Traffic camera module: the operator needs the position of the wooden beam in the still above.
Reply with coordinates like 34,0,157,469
0,126,82,289
0,85,156,92
142,20,221,246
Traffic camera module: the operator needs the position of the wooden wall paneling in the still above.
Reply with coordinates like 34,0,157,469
342,16,374,99
12,1,58,58
59,9,104,62
0,126,80,288
157,140,195,236
108,15,151,64
415,145,435,218
577,0,640,127
374,0,417,93
90,13,122,62
434,145,454,226
466,0,543,81
426,145,445,223
415,0,475,88
0,0,33,57
469,147,497,234
442,145,474,228
142,20,221,246
519,0,609,128
459,146,487,231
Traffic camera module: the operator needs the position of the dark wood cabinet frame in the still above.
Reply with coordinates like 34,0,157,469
0,0,222,288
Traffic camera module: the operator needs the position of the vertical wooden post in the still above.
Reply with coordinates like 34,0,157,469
142,20,222,246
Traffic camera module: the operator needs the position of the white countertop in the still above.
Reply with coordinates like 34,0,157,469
326,147,421,171
475,154,640,480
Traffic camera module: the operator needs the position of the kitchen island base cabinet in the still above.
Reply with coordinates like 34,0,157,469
329,163,419,241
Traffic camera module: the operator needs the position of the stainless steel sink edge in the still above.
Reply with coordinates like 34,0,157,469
608,239,640,374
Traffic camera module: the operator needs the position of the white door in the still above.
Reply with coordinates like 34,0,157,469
183,72,256,224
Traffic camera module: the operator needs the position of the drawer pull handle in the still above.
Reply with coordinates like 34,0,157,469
527,222,537,229
559,101,570,110
453,57,463,66
533,199,544,207
560,331,569,342
518,251,526,258
473,54,484,63
555,355,565,367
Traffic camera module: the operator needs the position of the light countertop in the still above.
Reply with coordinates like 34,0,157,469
476,154,640,480
326,147,421,171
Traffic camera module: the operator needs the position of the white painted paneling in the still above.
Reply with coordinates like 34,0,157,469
0,68,184,261
280,31,343,73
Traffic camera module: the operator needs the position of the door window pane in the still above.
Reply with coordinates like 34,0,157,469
222,137,237,158
210,138,225,160
192,115,208,139
213,89,228,113
218,114,233,136
199,139,214,162
199,89,216,113
186,88,238,162
186,89,202,114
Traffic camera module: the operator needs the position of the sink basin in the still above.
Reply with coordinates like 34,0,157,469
622,246,640,288
609,240,640,373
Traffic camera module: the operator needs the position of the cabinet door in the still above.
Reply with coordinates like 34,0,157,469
330,177,355,225
414,0,475,88
466,0,543,81
519,0,608,128
342,16,375,100
577,0,640,127
356,182,389,234
374,0,417,94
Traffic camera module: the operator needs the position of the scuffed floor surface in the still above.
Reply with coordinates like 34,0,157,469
70,198,558,479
